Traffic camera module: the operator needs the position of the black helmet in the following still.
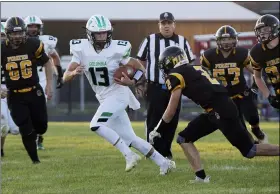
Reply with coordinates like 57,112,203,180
158,46,188,75
5,17,27,47
215,25,238,52
254,14,279,43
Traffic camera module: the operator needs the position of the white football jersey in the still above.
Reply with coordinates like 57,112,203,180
37,35,58,83
69,39,139,109
39,35,58,55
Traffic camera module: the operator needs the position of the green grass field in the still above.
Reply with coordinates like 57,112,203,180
1,122,279,194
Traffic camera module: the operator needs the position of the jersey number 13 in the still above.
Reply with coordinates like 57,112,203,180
89,67,109,86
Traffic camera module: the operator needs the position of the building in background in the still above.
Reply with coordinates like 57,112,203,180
236,2,279,19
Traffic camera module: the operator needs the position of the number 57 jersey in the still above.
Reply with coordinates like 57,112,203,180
69,39,140,109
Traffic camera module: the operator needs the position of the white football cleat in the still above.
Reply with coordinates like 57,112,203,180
159,159,176,175
125,153,141,172
189,175,211,183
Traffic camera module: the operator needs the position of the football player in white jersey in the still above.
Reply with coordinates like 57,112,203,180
1,21,20,157
24,16,63,150
63,15,175,174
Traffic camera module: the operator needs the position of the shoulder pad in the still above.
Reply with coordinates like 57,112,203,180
203,48,216,58
40,35,58,48
112,40,132,56
235,47,249,57
27,37,41,50
69,39,87,54
166,72,186,92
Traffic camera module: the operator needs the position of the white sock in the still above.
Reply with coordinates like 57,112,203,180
150,150,166,167
95,125,132,157
131,136,166,166
131,136,152,155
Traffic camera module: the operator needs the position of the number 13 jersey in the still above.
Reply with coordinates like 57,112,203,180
69,39,140,109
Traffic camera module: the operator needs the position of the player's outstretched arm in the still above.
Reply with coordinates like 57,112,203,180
253,70,270,98
149,88,182,144
162,88,182,123
63,62,84,83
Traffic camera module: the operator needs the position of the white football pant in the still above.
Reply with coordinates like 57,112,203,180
1,98,19,136
90,94,137,146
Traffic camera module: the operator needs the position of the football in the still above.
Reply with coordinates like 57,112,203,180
113,65,136,79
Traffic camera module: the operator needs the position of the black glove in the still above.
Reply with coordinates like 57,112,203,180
56,76,63,89
268,95,280,109
56,65,64,89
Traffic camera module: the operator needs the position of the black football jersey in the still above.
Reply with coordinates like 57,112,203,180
1,37,49,90
201,47,250,96
165,64,227,109
250,42,280,96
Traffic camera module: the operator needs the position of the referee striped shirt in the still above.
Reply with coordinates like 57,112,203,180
137,33,195,84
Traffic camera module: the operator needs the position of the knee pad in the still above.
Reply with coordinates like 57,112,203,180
91,126,100,131
176,135,186,144
244,144,257,159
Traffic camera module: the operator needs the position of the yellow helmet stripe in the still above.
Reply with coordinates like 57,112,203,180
14,17,18,25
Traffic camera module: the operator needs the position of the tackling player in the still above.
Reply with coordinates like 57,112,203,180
149,46,279,182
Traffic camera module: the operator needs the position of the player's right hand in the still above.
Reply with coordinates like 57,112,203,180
73,65,85,76
268,95,280,109
149,130,161,145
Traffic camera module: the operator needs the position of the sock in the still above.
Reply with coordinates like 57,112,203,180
21,132,40,162
131,136,152,155
95,125,132,157
114,138,133,158
150,149,166,167
195,169,206,179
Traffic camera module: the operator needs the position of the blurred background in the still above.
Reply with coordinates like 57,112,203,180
1,1,279,122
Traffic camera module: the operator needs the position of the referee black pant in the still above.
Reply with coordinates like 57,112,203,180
146,82,180,158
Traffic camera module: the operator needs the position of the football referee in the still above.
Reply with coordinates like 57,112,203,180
136,12,195,158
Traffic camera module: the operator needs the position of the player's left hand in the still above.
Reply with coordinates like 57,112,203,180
45,84,53,100
149,130,161,145
114,72,135,86
268,95,280,109
56,77,64,89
